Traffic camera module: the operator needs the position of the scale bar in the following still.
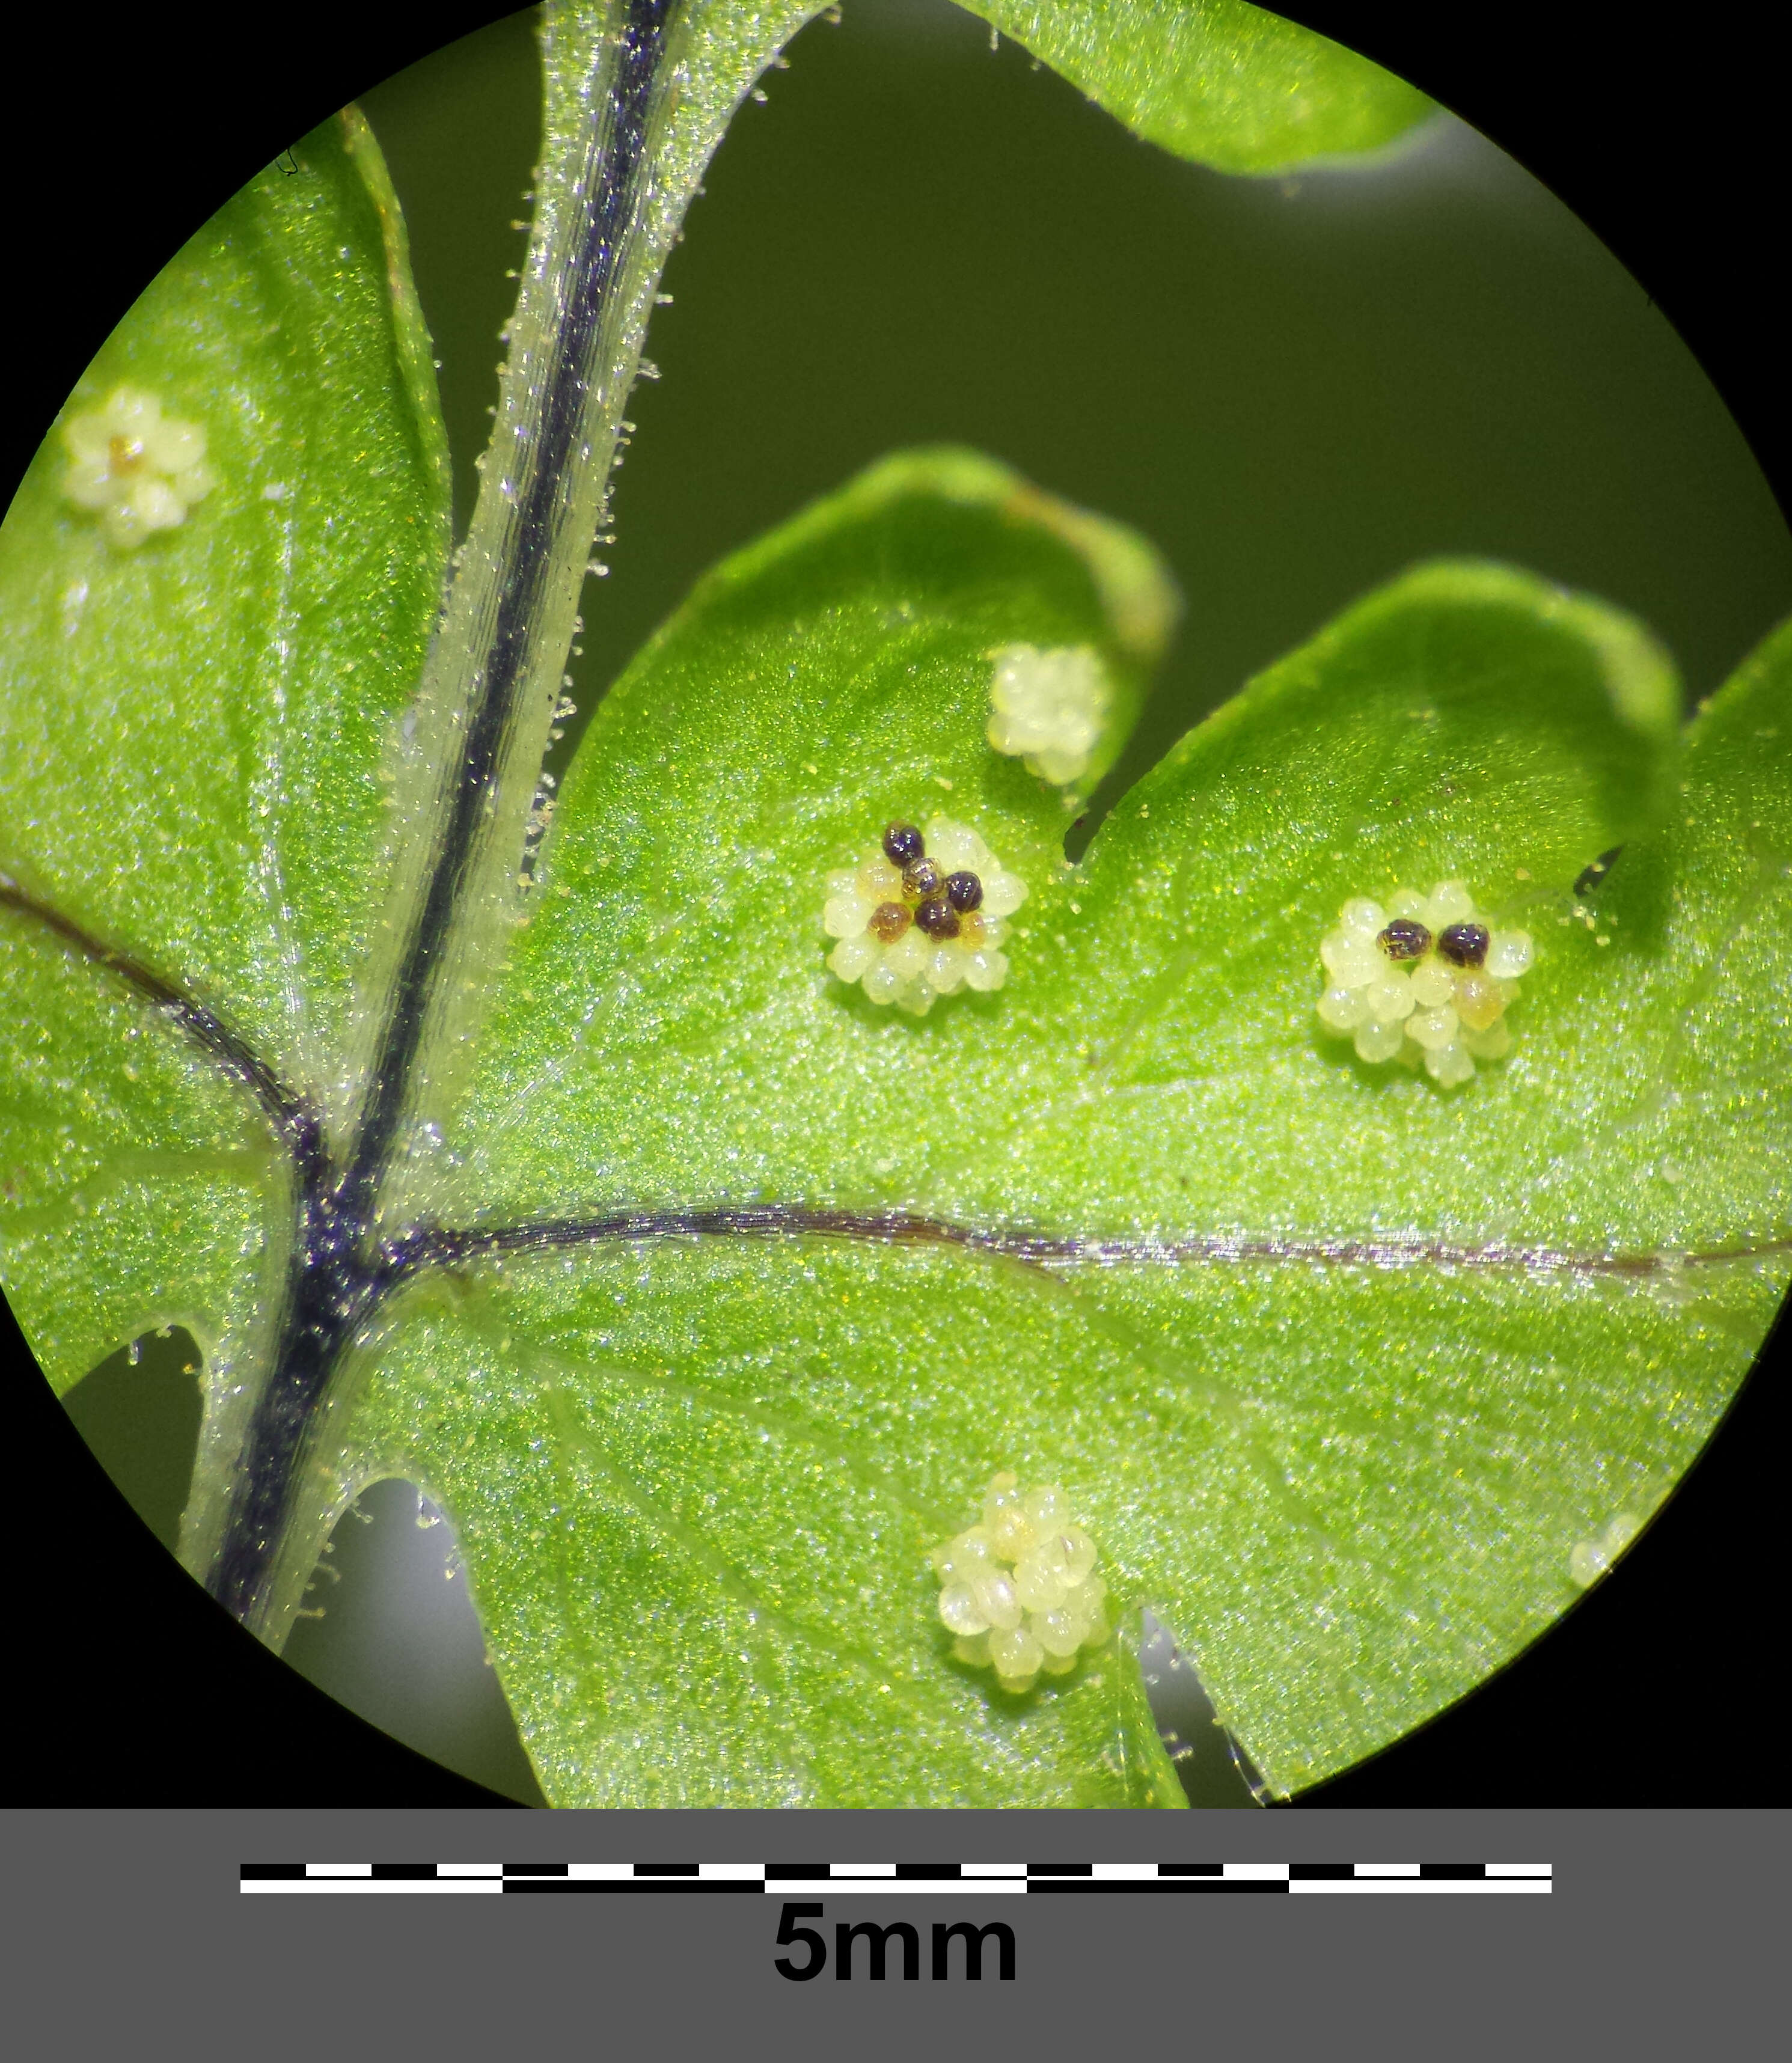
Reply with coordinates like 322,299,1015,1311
240,1861,1550,1896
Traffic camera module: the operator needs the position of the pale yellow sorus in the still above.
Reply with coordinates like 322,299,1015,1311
986,643,1112,786
1314,881,1534,1086
931,1473,1110,1694
61,385,216,549
1568,1511,1641,1589
822,817,1027,1016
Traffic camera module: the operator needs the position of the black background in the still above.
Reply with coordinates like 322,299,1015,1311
4,2,1787,1807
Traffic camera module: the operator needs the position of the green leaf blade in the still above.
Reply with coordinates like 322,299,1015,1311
1587,613,1792,1245
1,116,449,1420
382,457,1782,1801
1008,557,1684,1242
0,941,274,1395
349,1249,1184,1806
965,0,1436,173
1031,1255,1775,1792
0,111,450,1107
988,577,1779,1788
449,447,1178,1221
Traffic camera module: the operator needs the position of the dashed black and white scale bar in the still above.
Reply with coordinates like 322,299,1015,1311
240,1862,1550,1896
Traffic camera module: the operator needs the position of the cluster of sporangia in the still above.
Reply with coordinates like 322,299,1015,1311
1315,882,1535,1086
823,818,1029,1015
931,1475,1112,1695
60,385,215,549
